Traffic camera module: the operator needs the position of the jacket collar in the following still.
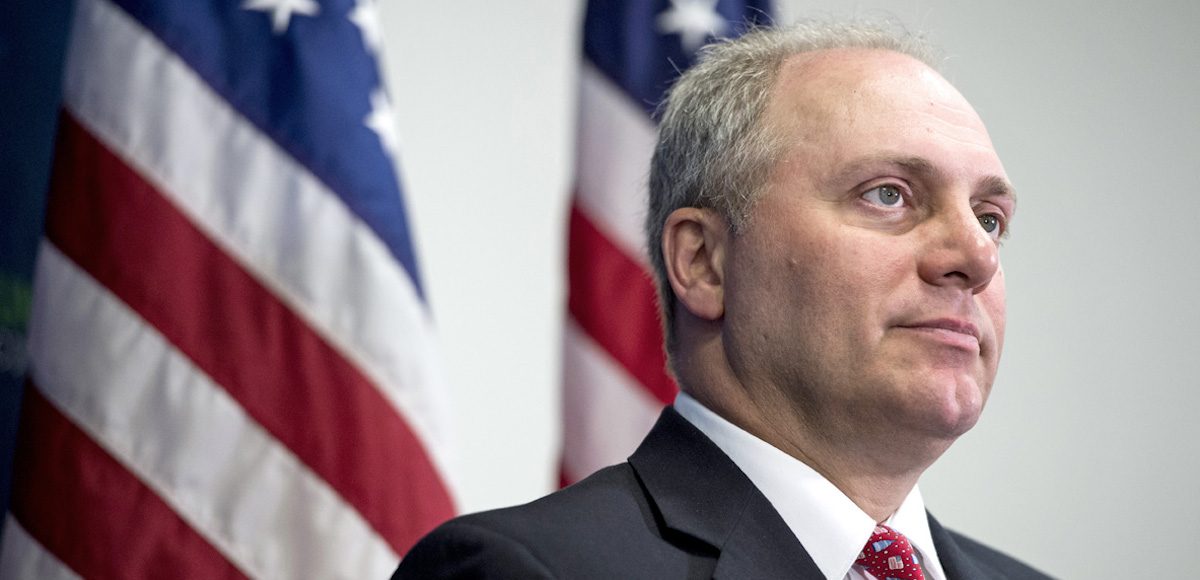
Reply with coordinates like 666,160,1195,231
628,407,825,578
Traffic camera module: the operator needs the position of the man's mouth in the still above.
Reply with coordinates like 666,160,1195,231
894,318,981,351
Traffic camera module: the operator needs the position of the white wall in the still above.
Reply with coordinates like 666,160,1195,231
381,2,1200,577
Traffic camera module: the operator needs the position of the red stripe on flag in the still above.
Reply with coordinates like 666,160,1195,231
567,201,677,405
43,112,453,555
11,382,247,579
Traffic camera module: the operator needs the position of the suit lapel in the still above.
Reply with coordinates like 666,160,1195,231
928,512,992,580
629,408,825,579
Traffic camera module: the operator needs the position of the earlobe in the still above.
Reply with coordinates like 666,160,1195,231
662,207,727,321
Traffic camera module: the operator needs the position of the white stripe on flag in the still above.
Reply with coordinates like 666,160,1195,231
561,318,662,481
0,514,82,580
27,242,398,580
62,0,456,491
575,62,659,266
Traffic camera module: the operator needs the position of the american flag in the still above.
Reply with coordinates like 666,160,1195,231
0,0,455,577
562,0,772,485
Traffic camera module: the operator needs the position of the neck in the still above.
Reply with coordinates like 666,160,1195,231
678,343,951,523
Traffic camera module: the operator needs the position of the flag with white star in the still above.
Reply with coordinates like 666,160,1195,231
562,0,771,486
1,0,456,577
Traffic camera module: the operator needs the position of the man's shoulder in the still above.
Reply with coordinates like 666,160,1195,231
393,463,703,579
447,461,654,542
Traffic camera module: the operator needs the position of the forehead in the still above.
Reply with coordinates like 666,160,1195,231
764,48,1007,185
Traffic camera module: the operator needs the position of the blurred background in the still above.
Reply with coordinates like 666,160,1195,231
4,1,1198,577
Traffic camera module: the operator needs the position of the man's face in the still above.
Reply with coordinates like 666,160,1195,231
722,49,1014,442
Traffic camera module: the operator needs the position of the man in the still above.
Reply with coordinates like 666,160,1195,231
396,20,1049,579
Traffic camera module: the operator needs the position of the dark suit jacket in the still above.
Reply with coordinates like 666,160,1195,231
395,408,1050,579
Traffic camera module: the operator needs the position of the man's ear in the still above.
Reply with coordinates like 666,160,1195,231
662,207,728,321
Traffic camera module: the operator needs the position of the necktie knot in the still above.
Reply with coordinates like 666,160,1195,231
855,524,925,580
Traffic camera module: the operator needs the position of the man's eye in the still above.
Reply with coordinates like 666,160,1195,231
862,185,904,207
978,213,1003,239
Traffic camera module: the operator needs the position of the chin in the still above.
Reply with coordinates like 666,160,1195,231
918,373,989,439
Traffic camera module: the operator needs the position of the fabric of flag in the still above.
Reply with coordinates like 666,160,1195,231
0,0,456,577
563,0,772,485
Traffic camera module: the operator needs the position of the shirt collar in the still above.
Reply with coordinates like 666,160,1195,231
673,392,944,580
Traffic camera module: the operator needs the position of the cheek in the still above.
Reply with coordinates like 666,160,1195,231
811,235,912,320
734,232,845,342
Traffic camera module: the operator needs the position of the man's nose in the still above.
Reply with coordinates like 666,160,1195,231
917,205,1000,294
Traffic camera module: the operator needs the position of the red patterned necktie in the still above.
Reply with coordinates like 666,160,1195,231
855,524,926,580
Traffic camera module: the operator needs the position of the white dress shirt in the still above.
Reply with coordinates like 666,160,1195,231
674,393,946,580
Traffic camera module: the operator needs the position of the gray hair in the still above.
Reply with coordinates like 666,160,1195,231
646,19,939,357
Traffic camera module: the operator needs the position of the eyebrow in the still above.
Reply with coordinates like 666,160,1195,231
833,154,1018,208
978,174,1018,209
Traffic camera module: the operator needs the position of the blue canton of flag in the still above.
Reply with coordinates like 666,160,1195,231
122,0,423,291
583,0,773,116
